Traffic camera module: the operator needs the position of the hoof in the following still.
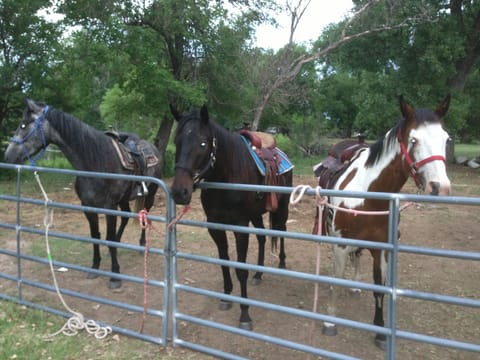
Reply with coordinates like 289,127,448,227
251,277,262,286
375,335,386,350
108,279,122,289
239,321,253,331
86,272,99,279
219,300,232,311
322,324,337,336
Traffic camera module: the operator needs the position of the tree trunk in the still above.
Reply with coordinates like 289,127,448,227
447,1,480,91
154,116,174,175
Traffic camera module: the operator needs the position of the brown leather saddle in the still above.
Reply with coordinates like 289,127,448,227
314,140,369,189
240,130,282,212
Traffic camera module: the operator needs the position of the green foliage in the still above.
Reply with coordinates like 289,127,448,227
274,133,296,157
163,142,177,178
0,302,175,359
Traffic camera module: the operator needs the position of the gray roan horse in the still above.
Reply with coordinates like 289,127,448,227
5,98,163,289
170,105,293,330
313,95,452,349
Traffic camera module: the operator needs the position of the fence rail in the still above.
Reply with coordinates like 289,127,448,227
0,163,479,359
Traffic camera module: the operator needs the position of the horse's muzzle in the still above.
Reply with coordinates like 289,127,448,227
172,187,192,205
428,181,451,196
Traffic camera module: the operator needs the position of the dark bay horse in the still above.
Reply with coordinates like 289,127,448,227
5,98,163,289
313,95,451,349
170,105,293,330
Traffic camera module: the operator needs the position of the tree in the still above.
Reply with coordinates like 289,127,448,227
0,0,62,134
319,0,480,140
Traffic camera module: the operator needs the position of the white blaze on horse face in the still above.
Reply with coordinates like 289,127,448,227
409,123,451,195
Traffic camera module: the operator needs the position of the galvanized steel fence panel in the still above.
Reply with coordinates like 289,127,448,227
0,163,479,359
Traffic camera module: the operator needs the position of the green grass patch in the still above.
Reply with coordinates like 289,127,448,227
455,143,480,158
0,301,191,359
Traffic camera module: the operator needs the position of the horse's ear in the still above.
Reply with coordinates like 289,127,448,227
435,94,451,118
25,98,40,113
170,104,181,121
398,95,415,120
200,105,209,124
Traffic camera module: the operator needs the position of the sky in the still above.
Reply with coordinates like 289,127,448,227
255,1,353,50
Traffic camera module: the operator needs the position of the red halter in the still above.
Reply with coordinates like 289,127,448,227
397,128,446,188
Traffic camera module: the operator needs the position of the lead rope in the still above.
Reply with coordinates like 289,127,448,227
34,172,112,340
289,184,414,348
137,209,151,333
137,205,190,333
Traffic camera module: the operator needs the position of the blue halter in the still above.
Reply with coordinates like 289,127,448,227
10,105,49,166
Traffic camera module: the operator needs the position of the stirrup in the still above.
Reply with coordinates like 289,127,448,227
141,181,149,196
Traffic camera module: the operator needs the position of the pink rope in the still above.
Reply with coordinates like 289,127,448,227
137,209,152,333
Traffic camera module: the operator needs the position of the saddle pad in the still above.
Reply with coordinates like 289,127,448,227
240,135,294,176
110,139,160,171
111,138,135,170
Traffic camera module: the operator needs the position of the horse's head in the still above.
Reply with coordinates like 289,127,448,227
170,105,216,205
398,95,452,196
5,98,50,165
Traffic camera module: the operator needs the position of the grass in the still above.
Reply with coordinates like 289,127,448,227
0,301,208,359
455,143,480,159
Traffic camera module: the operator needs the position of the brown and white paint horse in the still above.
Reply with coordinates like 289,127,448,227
317,95,451,349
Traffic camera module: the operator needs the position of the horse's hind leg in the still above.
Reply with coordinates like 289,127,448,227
372,249,387,350
105,214,122,289
251,216,266,285
137,184,158,246
270,197,288,269
323,244,350,336
84,211,101,279
349,250,362,297
116,201,130,242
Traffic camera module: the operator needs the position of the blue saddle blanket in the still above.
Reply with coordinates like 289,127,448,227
241,135,294,176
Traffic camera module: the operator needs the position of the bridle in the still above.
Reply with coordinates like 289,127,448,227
174,136,217,185
10,106,49,166
397,127,446,188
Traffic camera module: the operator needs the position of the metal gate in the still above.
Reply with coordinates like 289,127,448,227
0,163,479,359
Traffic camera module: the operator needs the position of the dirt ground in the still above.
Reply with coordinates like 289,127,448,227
0,166,479,359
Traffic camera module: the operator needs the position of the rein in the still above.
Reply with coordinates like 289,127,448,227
397,128,446,188
10,106,49,166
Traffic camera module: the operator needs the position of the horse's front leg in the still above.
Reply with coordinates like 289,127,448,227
323,244,349,336
105,214,122,289
372,249,388,350
250,216,266,285
234,231,252,330
84,211,101,279
209,229,233,311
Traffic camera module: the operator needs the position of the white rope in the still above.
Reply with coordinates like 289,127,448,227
34,172,112,340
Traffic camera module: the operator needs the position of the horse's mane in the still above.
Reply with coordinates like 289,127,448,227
365,108,441,167
211,120,253,179
46,107,113,168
